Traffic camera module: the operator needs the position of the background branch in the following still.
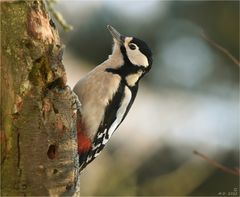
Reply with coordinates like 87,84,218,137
200,32,240,67
193,150,240,176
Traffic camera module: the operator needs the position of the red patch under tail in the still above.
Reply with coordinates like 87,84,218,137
77,120,92,153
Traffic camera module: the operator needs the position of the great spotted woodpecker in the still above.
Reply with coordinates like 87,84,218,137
73,25,152,171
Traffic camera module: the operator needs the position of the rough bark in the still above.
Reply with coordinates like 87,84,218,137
1,1,80,196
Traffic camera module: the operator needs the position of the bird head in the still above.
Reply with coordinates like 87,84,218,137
107,25,152,73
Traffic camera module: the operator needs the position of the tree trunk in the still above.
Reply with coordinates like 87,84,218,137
1,1,80,196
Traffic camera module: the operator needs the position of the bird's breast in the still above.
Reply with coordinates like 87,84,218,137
74,70,122,139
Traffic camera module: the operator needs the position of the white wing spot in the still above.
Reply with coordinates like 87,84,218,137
94,152,101,157
86,156,92,163
97,131,105,138
92,143,101,150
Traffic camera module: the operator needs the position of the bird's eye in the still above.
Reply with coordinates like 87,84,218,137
129,43,136,50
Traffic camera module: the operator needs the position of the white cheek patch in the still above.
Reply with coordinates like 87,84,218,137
126,71,143,87
126,48,149,67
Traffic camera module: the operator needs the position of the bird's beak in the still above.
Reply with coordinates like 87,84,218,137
107,25,125,45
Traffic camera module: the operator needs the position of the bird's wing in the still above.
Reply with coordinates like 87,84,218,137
79,82,135,171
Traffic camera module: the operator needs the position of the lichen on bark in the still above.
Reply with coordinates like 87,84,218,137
1,1,80,196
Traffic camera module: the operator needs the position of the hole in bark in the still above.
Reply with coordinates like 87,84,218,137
25,42,31,49
47,144,57,159
32,0,39,9
49,19,56,29
66,184,73,191
47,78,62,89
34,57,42,63
24,40,32,49
21,184,27,189
53,169,58,174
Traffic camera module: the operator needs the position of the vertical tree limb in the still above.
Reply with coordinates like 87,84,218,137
1,1,80,196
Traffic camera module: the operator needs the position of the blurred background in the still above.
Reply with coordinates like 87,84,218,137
54,0,239,196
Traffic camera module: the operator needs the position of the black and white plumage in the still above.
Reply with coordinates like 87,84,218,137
73,25,152,172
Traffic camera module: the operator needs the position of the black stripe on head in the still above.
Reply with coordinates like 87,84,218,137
131,38,153,66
